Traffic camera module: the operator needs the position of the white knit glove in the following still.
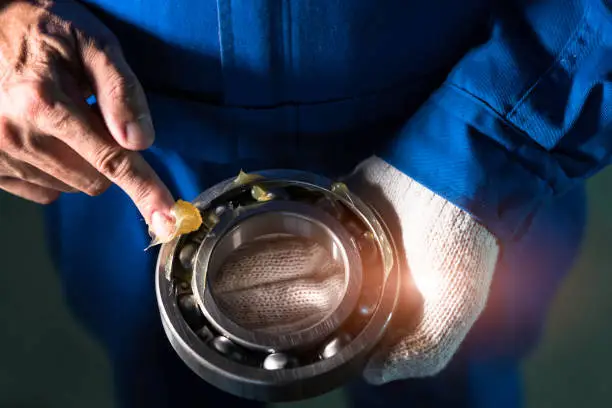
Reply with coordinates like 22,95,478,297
349,156,499,384
212,156,500,384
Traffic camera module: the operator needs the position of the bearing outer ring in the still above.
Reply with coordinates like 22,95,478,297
155,170,401,402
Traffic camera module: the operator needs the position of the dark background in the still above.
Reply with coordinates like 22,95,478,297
1,169,611,407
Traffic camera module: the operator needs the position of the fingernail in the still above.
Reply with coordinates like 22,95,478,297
151,211,176,242
126,115,155,149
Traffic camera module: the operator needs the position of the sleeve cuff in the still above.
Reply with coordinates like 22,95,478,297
379,84,561,242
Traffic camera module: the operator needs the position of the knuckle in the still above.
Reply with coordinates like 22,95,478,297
45,106,71,132
38,191,60,205
85,32,120,58
94,147,133,181
128,177,160,210
0,117,23,152
106,74,138,104
0,154,30,181
10,164,29,181
84,177,111,196
21,81,52,120
19,81,71,131
22,134,46,154
100,40,122,60
130,181,154,205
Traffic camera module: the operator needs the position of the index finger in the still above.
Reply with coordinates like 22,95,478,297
29,80,177,238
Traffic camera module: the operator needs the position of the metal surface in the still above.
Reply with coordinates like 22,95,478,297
194,200,362,352
320,334,351,360
155,170,401,402
263,353,291,370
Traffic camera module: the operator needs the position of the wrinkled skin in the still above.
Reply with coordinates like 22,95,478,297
0,0,176,238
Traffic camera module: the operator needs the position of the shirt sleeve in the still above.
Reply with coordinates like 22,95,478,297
379,0,612,241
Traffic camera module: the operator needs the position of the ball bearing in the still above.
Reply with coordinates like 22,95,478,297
155,170,401,402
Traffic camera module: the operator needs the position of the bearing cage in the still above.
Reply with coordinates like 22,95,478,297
156,171,400,402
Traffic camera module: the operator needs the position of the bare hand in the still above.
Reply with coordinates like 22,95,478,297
0,0,176,239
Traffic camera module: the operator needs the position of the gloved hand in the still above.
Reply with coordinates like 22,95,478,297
213,156,500,384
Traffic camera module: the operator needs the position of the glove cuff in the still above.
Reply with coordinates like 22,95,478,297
347,155,496,248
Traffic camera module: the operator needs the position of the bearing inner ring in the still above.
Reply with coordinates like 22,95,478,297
193,200,363,352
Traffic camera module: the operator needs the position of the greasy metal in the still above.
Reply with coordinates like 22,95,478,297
155,170,401,402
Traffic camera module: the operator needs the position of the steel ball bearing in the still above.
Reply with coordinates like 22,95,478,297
155,170,401,402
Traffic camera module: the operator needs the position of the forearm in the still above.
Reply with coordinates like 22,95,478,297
378,0,612,241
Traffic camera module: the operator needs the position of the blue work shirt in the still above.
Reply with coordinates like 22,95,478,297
74,0,612,241
44,0,610,406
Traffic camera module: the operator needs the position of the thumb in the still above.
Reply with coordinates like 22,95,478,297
77,33,154,151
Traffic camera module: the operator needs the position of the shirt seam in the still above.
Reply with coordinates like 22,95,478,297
441,83,558,195
506,10,591,120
